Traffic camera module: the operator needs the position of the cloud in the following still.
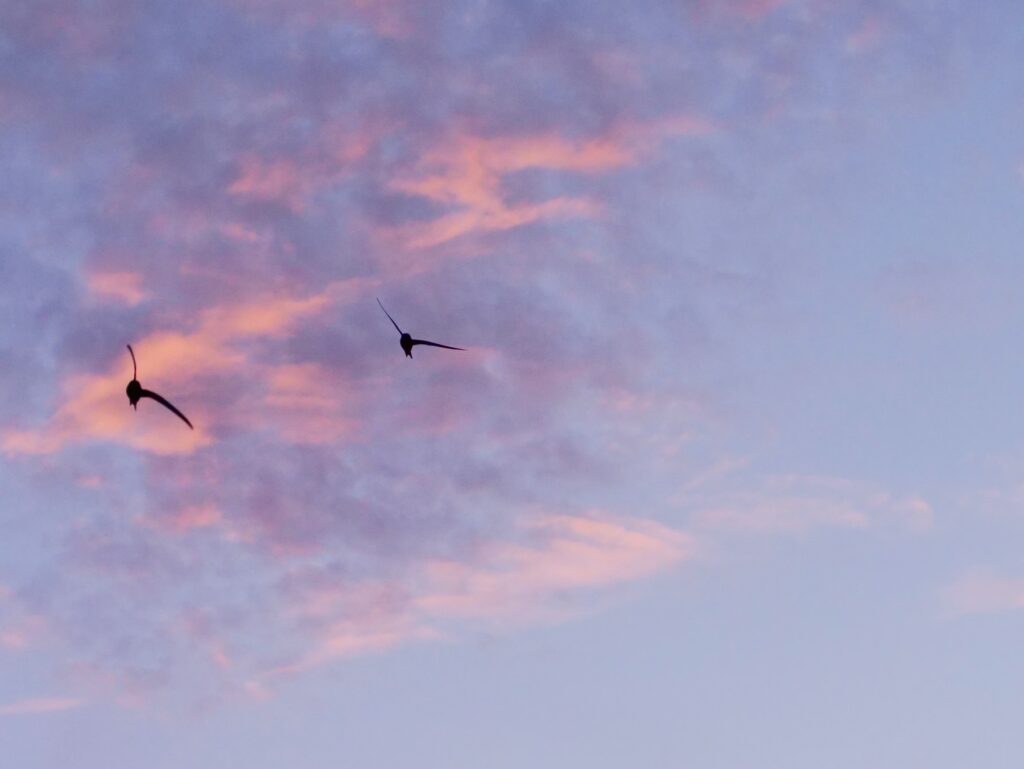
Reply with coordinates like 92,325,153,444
684,472,932,535
146,503,223,534
942,571,1024,617
0,0,969,712
0,697,83,717
84,271,149,306
13,500,691,701
225,131,370,212
414,513,692,619
2,279,372,456
845,15,885,54
278,510,693,673
383,116,713,253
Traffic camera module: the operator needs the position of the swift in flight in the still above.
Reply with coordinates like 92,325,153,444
125,345,193,429
377,298,464,359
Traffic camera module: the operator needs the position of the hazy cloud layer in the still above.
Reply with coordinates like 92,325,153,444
0,0,990,711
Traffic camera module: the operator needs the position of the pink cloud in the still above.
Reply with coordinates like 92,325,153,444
148,503,223,534
223,113,371,211
385,116,712,252
0,631,29,650
281,511,693,672
0,588,46,651
262,363,360,445
942,571,1024,617
2,279,370,456
0,615,48,651
2,360,211,456
226,129,370,211
416,514,692,620
278,619,438,674
387,134,620,251
845,16,885,54
696,498,869,533
227,158,311,212
85,271,148,306
687,473,931,535
0,697,83,717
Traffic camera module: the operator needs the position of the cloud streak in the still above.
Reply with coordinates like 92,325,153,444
277,510,693,673
942,571,1024,617
0,697,83,717
384,116,713,253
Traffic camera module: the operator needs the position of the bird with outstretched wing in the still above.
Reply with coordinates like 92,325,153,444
377,298,464,359
125,345,193,429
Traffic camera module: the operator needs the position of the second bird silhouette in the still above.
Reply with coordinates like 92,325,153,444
377,298,464,359
125,345,194,429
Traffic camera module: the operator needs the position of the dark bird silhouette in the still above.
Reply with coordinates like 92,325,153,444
377,298,464,359
125,345,193,429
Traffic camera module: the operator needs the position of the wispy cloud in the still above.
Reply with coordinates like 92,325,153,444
2,279,373,455
277,511,693,673
942,570,1024,617
683,472,932,535
85,271,149,306
384,116,713,253
0,697,83,717
0,0,973,715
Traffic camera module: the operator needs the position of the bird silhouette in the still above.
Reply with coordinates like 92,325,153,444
125,345,193,429
377,298,464,359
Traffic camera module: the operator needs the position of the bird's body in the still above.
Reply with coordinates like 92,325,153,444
378,299,464,359
400,333,415,358
126,378,143,405
125,345,193,429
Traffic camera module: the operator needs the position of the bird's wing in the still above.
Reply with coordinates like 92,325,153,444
127,344,137,379
139,388,194,429
410,338,465,351
376,298,403,335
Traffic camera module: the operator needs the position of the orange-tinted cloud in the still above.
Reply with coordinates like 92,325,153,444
415,513,691,620
387,116,713,251
226,131,370,211
282,511,692,672
263,363,359,444
3,280,368,456
227,158,310,211
150,504,223,534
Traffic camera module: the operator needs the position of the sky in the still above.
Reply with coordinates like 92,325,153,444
2,0,1024,766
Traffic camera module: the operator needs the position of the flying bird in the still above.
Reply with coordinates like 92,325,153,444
125,345,194,429
377,298,464,359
